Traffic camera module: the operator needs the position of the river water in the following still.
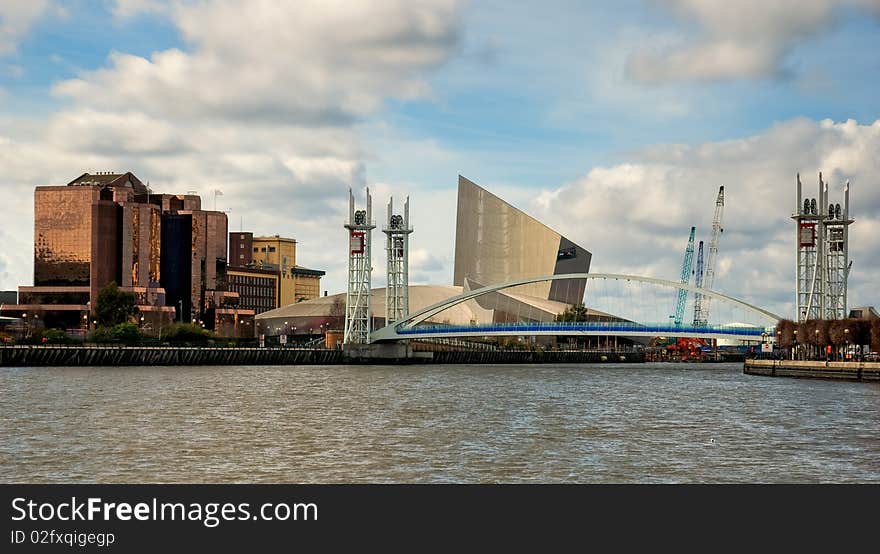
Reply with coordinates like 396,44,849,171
1,363,878,483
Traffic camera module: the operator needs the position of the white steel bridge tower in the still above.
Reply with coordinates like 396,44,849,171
793,173,854,322
344,188,375,344
383,196,413,325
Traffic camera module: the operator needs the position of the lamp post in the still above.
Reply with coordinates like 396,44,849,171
793,329,798,360
844,328,850,361
22,312,28,339
815,328,820,360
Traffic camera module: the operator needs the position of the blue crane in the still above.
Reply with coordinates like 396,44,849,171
673,226,696,326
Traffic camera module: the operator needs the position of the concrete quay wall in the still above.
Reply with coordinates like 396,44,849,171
1,346,644,367
0,346,343,367
432,350,644,364
744,359,880,381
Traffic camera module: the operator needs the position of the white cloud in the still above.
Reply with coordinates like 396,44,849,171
626,0,880,83
530,118,880,317
57,0,460,124
0,0,462,296
110,0,168,19
0,0,52,55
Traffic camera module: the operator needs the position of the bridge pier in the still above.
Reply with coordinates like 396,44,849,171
343,342,434,364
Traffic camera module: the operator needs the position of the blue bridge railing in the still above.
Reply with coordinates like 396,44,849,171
397,321,770,337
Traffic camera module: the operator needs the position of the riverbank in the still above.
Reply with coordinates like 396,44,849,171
744,359,880,381
0,345,343,367
0,345,644,366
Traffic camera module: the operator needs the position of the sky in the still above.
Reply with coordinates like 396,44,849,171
1,0,878,319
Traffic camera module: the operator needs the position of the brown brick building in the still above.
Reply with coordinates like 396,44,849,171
1,172,254,337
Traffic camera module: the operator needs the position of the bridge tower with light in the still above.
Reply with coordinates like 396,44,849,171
822,179,853,320
344,188,375,344
383,196,413,325
793,173,854,322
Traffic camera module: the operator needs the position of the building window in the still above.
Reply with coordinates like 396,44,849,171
239,243,244,249
268,246,276,253
253,247,258,252
261,247,266,252
239,254,244,259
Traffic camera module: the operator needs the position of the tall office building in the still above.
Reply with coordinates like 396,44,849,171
2,172,251,335
453,175,591,304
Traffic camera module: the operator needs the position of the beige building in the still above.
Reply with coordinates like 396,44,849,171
249,235,325,305
226,266,279,315
291,266,324,303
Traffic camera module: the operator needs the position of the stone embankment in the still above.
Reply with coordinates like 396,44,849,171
0,346,343,367
744,359,880,381
1,346,644,366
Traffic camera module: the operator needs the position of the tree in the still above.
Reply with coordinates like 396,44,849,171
95,282,139,326
328,295,346,330
871,319,880,354
40,328,73,344
556,303,590,322
111,322,142,344
87,322,143,344
776,319,796,349
851,319,870,349
828,319,847,348
164,323,212,344
555,303,591,349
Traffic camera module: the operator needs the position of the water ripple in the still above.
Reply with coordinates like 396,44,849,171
1,363,878,483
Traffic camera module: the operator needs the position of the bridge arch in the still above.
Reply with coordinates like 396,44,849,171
371,273,781,342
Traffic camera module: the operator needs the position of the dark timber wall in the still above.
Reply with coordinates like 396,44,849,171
1,347,644,367
0,347,343,367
